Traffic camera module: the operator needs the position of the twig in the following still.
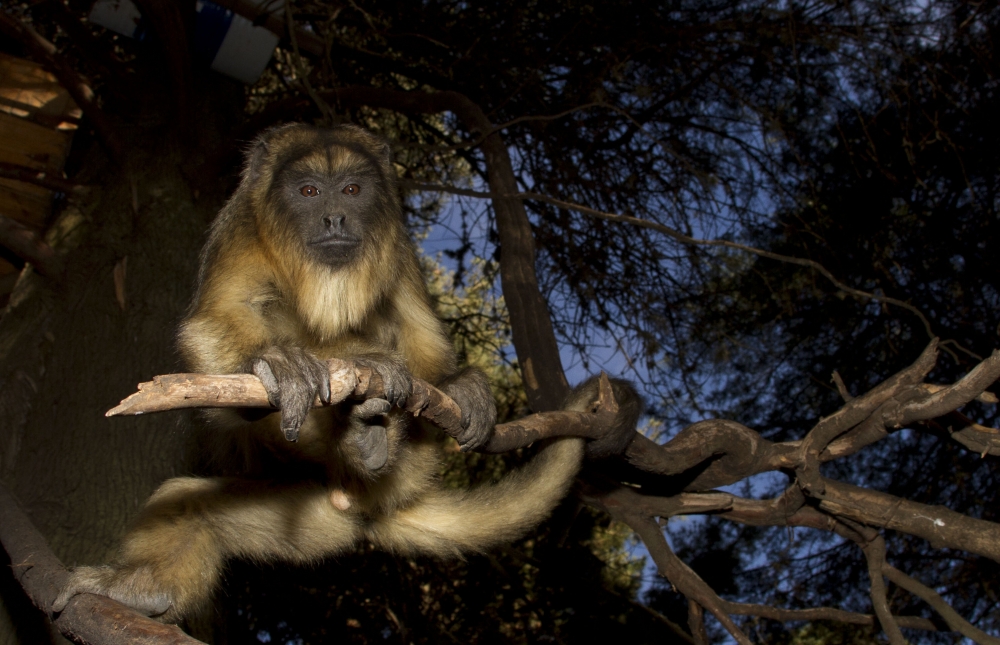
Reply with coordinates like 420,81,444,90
0,482,203,645
400,180,948,347
832,370,853,401
284,1,335,123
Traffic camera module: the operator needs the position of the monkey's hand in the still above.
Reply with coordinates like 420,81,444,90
250,346,333,442
439,367,497,451
355,354,412,409
53,565,174,619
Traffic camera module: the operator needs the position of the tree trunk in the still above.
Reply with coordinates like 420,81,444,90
0,81,242,644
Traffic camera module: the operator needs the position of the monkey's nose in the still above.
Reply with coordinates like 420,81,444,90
322,215,345,229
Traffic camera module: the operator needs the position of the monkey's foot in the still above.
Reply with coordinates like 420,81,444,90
352,398,390,470
53,564,174,619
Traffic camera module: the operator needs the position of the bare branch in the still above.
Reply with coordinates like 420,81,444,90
862,535,907,645
884,565,1000,645
0,482,204,645
106,362,626,454
832,370,853,401
688,600,708,645
892,350,1000,427
817,478,1000,563
628,514,754,645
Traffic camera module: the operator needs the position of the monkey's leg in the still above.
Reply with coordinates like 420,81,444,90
53,476,362,622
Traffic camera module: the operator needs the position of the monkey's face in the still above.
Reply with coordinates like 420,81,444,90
262,130,399,269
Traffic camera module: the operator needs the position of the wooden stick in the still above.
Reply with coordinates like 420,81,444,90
106,361,621,454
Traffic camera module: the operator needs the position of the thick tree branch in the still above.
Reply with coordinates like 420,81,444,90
816,478,1000,563
0,482,204,645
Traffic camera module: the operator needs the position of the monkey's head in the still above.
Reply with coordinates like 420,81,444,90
244,124,404,270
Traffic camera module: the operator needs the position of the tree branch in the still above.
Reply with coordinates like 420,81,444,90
883,565,1000,645
105,361,625,454
862,535,907,645
0,482,204,645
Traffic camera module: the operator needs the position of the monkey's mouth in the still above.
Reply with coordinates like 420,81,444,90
309,234,361,248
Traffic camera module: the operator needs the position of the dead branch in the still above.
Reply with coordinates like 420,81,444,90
0,482,204,645
688,601,708,645
884,565,1000,645
0,213,63,278
106,360,624,453
862,535,907,645
724,600,936,632
816,478,1000,562
628,512,754,645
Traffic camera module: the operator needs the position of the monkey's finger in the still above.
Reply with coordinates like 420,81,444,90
353,398,391,419
252,359,281,408
319,364,332,404
280,413,302,442
279,392,312,442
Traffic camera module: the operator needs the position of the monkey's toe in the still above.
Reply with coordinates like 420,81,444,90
354,425,389,470
53,565,173,618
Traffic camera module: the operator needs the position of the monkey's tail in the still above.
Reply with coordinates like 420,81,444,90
366,376,641,556
367,435,585,557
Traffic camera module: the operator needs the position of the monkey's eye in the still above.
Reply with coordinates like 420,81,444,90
299,185,320,197
342,184,361,195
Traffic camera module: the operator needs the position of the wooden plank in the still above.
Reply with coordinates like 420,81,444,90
0,55,78,229
0,52,81,125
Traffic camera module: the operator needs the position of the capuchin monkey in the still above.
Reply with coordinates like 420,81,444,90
53,124,642,623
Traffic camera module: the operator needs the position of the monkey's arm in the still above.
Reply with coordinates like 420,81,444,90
392,277,497,450
179,268,335,442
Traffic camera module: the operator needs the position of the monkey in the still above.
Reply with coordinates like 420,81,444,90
52,124,642,623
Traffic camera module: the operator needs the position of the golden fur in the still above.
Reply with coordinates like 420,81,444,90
54,125,592,623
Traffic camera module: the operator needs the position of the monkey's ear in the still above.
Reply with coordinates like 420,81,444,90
245,138,270,183
339,124,393,169
245,123,301,183
369,135,393,168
